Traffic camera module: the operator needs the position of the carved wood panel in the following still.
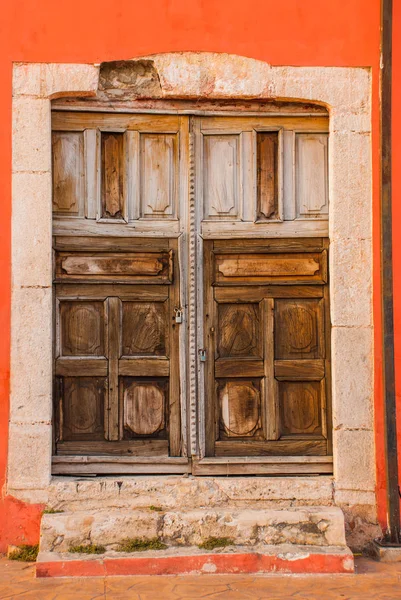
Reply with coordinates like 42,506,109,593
122,378,168,438
122,301,167,356
59,301,105,356
60,377,106,441
203,134,241,220
140,133,178,218
274,299,323,360
217,303,261,358
218,379,262,439
279,381,322,436
52,131,84,215
295,133,329,219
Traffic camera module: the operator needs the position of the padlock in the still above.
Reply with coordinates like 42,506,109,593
198,349,207,362
174,308,183,323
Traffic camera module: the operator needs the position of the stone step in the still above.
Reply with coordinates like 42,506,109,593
46,475,334,511
40,506,346,553
36,545,355,577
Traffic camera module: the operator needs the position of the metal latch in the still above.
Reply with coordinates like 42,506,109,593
174,307,183,324
198,348,207,362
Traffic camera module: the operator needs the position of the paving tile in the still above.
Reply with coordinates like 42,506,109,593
1,557,401,599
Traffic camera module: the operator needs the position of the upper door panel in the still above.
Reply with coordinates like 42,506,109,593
51,113,189,237
194,116,329,238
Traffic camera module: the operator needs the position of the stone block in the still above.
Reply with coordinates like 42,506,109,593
39,506,346,553
41,63,99,98
12,97,51,172
331,326,373,430
12,172,52,288
10,287,52,423
46,476,334,512
12,63,42,97
329,238,372,327
329,131,372,240
7,423,52,491
333,429,376,492
40,510,161,552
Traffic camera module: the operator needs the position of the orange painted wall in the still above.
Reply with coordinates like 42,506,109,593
0,0,386,550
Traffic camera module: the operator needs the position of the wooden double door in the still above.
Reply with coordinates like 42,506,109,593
52,110,332,475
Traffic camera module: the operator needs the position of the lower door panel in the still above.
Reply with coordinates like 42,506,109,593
203,238,332,467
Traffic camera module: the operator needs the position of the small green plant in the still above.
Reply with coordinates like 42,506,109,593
198,537,234,550
117,537,167,552
68,544,106,555
43,508,64,514
149,505,163,512
9,544,39,562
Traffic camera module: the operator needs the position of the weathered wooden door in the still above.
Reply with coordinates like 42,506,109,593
51,108,331,475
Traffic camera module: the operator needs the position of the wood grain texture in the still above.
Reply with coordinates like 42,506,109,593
296,133,329,219
101,132,125,220
61,377,106,442
217,303,261,357
122,301,167,356
140,133,178,218
203,134,240,219
257,132,279,221
52,131,84,216
123,380,166,436
55,251,173,283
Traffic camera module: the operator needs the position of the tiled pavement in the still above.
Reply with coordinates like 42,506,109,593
0,557,401,599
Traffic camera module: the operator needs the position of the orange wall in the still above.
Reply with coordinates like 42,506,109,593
0,0,384,549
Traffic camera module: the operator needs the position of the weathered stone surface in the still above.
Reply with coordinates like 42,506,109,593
10,287,52,423
12,172,52,288
333,429,376,493
40,511,162,552
331,327,374,430
7,423,52,491
12,63,42,97
329,238,372,327
41,63,99,98
98,60,162,98
46,476,334,512
329,132,372,240
12,97,51,172
40,506,346,553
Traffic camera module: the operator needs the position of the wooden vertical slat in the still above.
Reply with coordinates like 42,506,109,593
263,297,279,440
257,132,278,221
84,129,98,219
323,270,332,454
169,238,181,456
204,241,216,456
107,297,120,440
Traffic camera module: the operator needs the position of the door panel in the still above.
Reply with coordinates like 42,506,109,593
54,238,181,458
204,238,330,458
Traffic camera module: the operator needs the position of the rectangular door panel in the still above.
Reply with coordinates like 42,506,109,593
204,238,331,459
54,238,181,460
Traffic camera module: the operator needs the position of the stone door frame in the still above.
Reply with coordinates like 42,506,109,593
9,54,374,519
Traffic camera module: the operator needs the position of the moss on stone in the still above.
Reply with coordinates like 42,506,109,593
9,544,39,562
149,505,163,512
43,508,64,514
68,544,106,555
117,537,167,552
198,537,234,550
